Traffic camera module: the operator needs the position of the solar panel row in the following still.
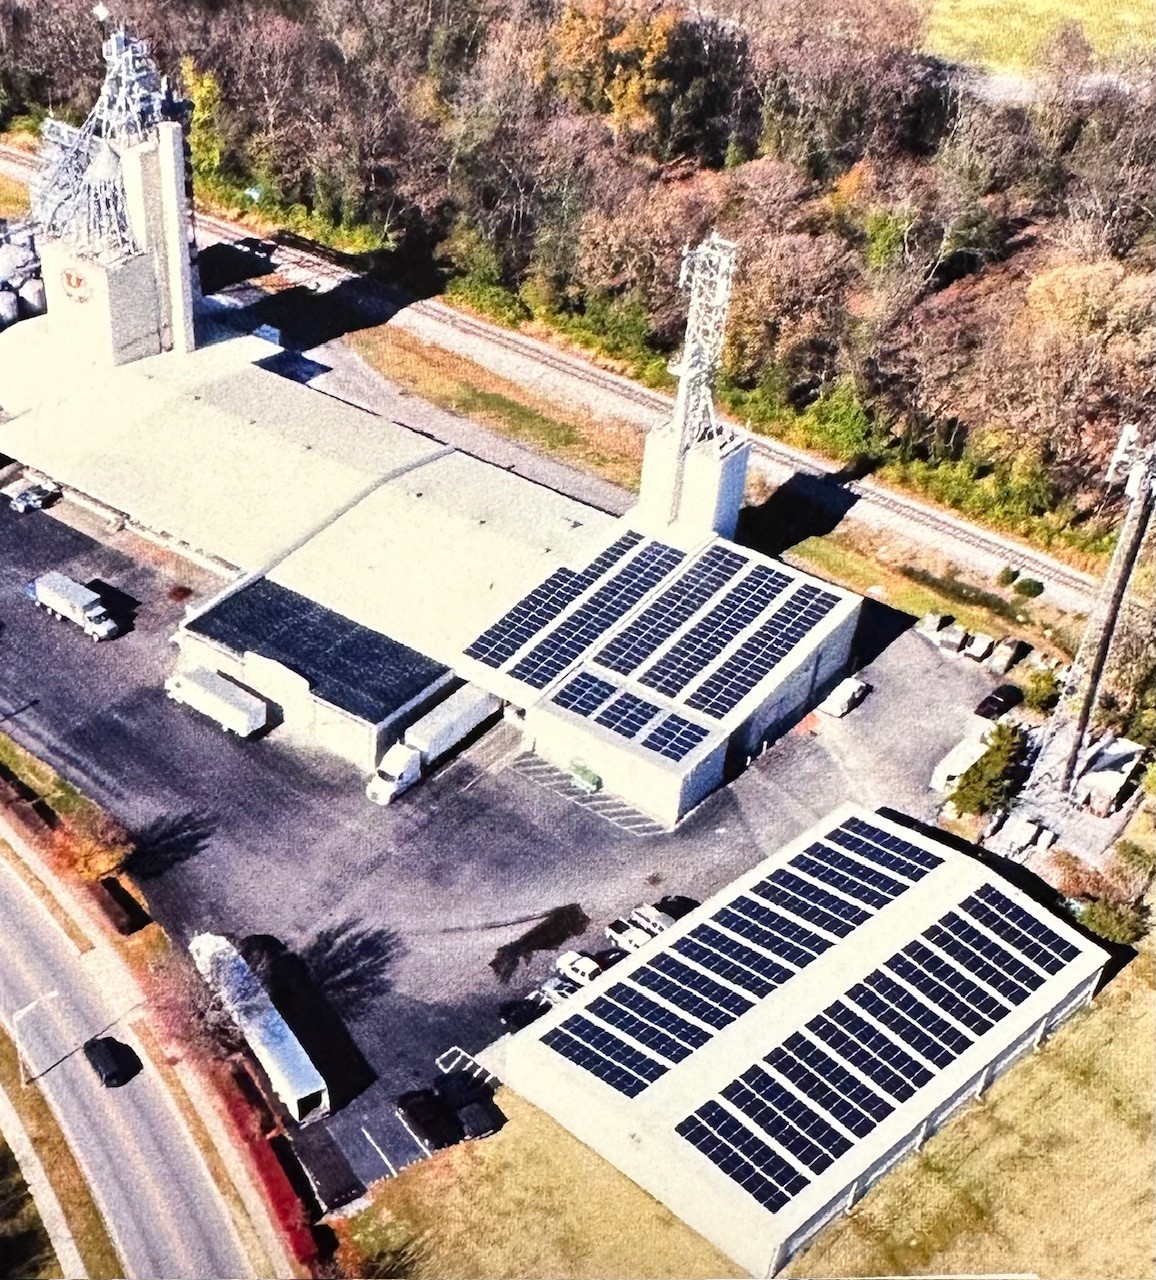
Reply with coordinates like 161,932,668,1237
975,884,1080,962
842,815,945,871
675,1115,791,1211
595,690,662,738
551,670,617,716
640,713,711,762
640,565,794,698
686,585,841,719
595,545,749,676
465,531,641,667
511,540,686,689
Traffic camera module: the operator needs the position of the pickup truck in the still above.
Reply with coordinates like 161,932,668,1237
25,571,119,641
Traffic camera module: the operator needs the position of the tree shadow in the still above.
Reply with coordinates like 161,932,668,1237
122,809,218,880
735,472,860,558
490,903,590,984
196,240,276,294
301,919,406,1022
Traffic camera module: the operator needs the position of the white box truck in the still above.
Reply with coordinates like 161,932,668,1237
165,668,269,737
25,571,119,641
367,685,500,805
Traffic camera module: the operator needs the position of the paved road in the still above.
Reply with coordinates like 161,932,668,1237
0,855,251,1279
0,143,1099,613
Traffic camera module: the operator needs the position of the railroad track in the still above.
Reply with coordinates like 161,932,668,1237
0,143,1100,605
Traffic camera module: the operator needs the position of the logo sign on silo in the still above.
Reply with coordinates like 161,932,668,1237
61,267,91,303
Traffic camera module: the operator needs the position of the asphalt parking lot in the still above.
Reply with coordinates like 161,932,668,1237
0,496,1005,1189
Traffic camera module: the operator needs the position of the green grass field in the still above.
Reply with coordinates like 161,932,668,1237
923,0,1156,71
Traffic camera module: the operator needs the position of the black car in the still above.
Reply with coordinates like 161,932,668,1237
975,684,1024,720
655,894,701,921
82,1036,140,1088
499,998,547,1032
591,947,629,969
434,1072,506,1140
396,1089,464,1151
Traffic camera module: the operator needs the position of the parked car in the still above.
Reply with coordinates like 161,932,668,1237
605,918,653,952
433,1073,505,1140
82,1036,140,1088
538,975,581,1005
654,895,700,921
975,684,1024,720
592,946,630,969
555,950,601,985
395,1089,464,1150
816,676,870,717
9,482,57,514
629,904,675,936
499,998,547,1032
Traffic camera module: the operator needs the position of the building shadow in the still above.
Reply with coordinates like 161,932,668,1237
852,598,917,669
196,240,276,294
735,472,860,558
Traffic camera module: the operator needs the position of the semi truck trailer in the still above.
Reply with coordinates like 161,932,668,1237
367,685,501,805
165,668,269,736
25,571,119,640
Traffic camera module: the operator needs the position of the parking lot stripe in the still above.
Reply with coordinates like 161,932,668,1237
360,1125,396,1177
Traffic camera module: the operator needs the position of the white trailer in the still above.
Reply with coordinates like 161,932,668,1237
25,571,119,640
165,668,269,737
367,685,501,805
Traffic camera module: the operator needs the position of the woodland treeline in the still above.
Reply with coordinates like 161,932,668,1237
2,0,1155,547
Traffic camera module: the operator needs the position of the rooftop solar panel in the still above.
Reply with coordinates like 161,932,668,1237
586,996,694,1064
603,983,712,1049
561,1014,668,1084
675,1115,789,1211
975,885,1080,963
697,1101,811,1197
903,941,1012,1023
940,914,1048,992
825,827,936,883
782,1033,895,1122
923,923,1033,1005
842,816,945,871
630,967,739,1031
640,713,711,762
551,671,617,716
639,566,794,698
738,1067,853,1159
465,531,642,667
886,954,996,1036
595,545,749,675
960,896,1066,975
864,971,974,1056
672,936,779,1000
594,690,662,739
761,870,871,929
847,985,957,1070
510,540,685,689
723,1080,834,1173
794,845,903,909
541,1026,648,1096
750,877,854,938
807,1016,918,1102
651,952,754,1016
766,1045,880,1138
686,585,840,719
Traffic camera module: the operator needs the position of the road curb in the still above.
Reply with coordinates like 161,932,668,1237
0,1067,88,1279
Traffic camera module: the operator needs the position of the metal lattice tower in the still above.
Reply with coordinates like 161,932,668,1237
1014,435,1156,831
31,30,166,260
670,232,739,451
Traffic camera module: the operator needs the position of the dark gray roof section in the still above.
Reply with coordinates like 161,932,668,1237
186,577,448,723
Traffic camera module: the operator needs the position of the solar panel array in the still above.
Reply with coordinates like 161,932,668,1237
686,584,842,719
540,816,944,1096
510,541,685,689
465,532,642,668
673,857,1086,1215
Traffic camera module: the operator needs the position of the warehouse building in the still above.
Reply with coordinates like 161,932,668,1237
478,805,1109,1275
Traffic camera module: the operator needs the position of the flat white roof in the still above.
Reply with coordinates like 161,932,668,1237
480,805,1108,1275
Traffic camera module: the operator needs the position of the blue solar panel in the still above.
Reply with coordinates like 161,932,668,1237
923,923,1033,1005
793,845,900,909
738,1067,853,1159
697,1101,811,1197
763,869,870,928
510,540,685,689
808,1015,918,1101
595,545,749,675
729,894,832,953
630,968,737,1030
675,1115,788,1211
886,954,995,1036
541,1027,648,1096
650,953,753,1016
686,585,841,719
465,532,641,667
692,923,794,988
827,1001,935,1086
722,1080,834,1173
552,671,617,716
903,941,1012,1023
587,997,693,1064
842,816,945,871
561,1014,668,1083
715,906,813,970
865,971,974,1056
639,566,794,698
847,985,957,1069
604,983,712,1049
640,713,711,762
940,914,1047,992
825,827,937,883
594,691,661,738
751,875,855,937
960,896,1066,975
672,933,778,999
766,1045,880,1138
976,885,1080,962
782,1034,895,1123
